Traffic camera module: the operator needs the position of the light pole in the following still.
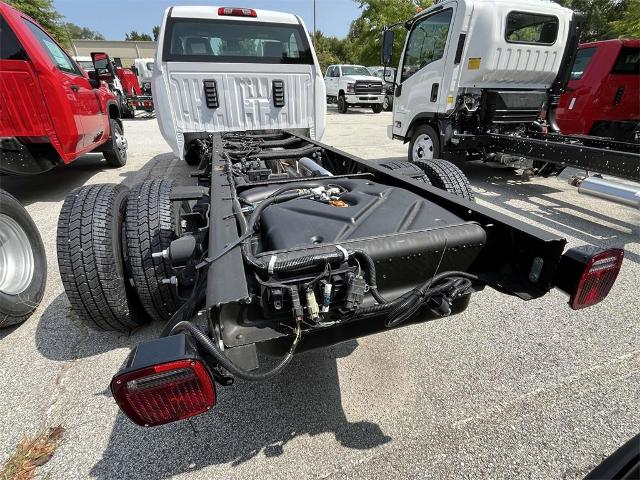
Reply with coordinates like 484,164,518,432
313,0,316,37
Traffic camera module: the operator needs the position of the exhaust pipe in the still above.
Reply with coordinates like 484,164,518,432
299,157,333,177
575,176,640,209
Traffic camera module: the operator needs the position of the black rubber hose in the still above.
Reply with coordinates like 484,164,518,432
171,320,302,381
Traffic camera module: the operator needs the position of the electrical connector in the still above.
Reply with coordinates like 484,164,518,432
345,274,366,310
306,289,320,322
321,282,332,313
289,287,304,322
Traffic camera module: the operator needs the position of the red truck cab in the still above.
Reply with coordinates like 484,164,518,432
0,1,127,174
555,39,640,142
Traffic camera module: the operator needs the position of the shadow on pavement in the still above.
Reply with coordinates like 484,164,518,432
34,293,163,361
90,341,391,478
0,154,112,206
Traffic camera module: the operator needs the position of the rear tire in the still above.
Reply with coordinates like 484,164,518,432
57,184,146,331
337,95,348,114
377,160,430,184
414,159,475,201
409,124,440,162
0,190,47,328
371,104,383,114
103,118,128,167
125,178,183,321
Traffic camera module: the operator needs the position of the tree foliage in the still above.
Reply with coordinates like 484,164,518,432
312,31,352,73
346,0,434,67
556,0,632,41
152,25,160,42
125,31,153,41
5,0,65,43
608,0,640,38
62,22,104,41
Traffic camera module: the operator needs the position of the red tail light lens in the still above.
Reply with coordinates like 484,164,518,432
218,7,257,17
111,359,215,427
571,248,623,309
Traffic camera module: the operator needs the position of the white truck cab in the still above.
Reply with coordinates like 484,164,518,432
133,58,155,93
153,5,326,163
383,0,578,162
324,64,385,114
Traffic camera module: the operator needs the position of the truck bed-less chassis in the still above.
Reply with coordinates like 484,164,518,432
57,130,623,427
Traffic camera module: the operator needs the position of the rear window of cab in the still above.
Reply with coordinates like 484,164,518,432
162,18,313,64
505,11,559,45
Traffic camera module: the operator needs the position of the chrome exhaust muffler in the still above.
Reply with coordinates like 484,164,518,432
575,176,640,209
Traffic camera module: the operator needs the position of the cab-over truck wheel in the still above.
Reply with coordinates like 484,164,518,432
409,124,440,162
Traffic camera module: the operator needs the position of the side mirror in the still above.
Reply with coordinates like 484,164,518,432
381,29,394,66
91,52,114,82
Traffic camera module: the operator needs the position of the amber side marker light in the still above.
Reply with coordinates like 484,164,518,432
555,246,624,310
111,335,216,427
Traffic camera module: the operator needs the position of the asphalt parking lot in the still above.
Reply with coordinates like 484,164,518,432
1,107,639,479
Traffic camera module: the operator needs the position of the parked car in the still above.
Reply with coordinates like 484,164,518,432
325,64,385,113
0,1,128,328
555,39,639,142
368,65,396,111
57,5,624,429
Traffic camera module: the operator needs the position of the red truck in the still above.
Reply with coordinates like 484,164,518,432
0,1,128,328
556,39,640,142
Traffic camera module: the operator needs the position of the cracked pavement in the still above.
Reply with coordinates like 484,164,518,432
0,109,638,479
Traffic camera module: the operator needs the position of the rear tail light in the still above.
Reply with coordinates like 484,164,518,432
111,335,215,426
218,7,257,17
570,248,623,309
554,246,624,310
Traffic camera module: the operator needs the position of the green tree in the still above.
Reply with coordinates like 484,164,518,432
5,0,65,43
62,22,104,40
609,0,640,37
312,31,352,73
152,25,160,41
125,31,153,41
346,0,433,67
557,0,629,41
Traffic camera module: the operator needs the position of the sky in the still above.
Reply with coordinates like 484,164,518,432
53,0,362,40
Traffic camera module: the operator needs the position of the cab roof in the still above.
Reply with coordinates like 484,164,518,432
168,5,300,24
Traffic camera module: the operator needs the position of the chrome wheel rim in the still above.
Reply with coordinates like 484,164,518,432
114,130,128,158
383,97,390,110
0,214,35,295
412,134,434,161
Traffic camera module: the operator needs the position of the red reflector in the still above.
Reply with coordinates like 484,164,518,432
218,7,257,17
111,359,215,426
571,248,623,309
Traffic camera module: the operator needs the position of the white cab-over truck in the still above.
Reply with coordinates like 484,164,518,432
56,5,624,429
381,0,639,195
325,64,385,114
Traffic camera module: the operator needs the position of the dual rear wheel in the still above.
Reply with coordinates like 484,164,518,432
56,179,183,331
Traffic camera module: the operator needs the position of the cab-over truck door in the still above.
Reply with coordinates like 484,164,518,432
394,3,458,138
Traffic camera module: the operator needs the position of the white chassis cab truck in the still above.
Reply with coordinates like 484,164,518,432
324,64,385,114
152,6,326,165
380,0,639,199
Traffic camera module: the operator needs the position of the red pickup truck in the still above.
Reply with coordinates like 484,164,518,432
0,1,128,328
556,39,640,142
0,1,128,175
